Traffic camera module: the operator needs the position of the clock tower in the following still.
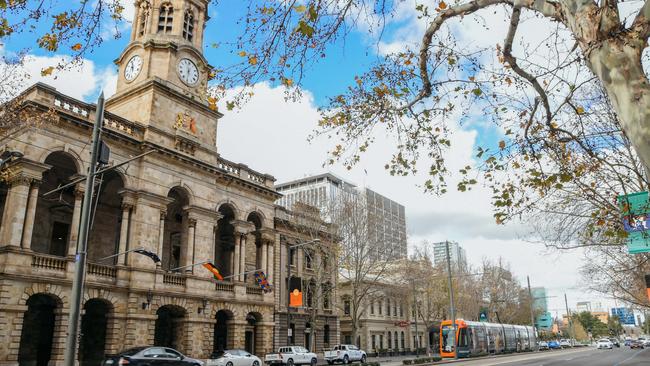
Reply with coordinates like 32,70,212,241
106,0,221,158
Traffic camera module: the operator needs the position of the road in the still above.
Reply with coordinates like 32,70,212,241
440,347,650,366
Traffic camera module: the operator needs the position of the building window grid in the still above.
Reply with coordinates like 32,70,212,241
182,9,194,41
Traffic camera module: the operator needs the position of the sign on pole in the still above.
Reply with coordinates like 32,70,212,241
617,191,650,254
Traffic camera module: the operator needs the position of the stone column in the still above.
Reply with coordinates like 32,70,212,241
185,218,196,272
233,233,241,281
157,211,166,268
117,203,132,264
267,242,274,283
0,176,31,247
260,240,268,274
68,187,84,256
20,179,40,248
239,233,246,281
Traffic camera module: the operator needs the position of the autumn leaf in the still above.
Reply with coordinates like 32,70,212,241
295,20,314,38
504,77,512,85
293,5,307,12
248,56,258,65
439,1,447,9
472,88,482,96
238,50,247,57
576,106,585,115
41,66,55,76
283,77,294,87
208,97,218,111
71,43,82,51
498,140,506,150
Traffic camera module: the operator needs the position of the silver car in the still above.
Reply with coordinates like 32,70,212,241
208,350,262,366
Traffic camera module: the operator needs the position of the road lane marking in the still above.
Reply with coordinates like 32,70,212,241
613,348,649,366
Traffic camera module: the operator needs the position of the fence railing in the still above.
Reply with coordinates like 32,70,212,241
31,254,67,271
163,273,187,287
87,263,117,278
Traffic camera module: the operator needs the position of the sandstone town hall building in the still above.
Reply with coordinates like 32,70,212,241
0,0,338,365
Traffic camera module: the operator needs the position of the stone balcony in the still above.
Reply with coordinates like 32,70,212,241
0,246,275,304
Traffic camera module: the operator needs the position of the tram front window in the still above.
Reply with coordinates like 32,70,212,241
441,326,456,352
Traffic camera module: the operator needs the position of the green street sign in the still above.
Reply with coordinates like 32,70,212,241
617,191,650,254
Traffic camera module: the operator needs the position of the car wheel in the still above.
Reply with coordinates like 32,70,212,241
361,355,366,364
287,359,294,366
311,358,317,366
227,362,233,366
327,362,333,365
343,356,349,365
253,362,260,366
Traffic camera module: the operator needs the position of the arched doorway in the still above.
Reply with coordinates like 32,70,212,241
18,294,58,366
79,299,111,366
154,305,186,350
245,312,261,355
88,171,125,262
163,188,190,271
215,204,236,277
31,152,78,256
213,310,233,353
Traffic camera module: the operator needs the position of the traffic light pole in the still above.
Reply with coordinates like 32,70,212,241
63,92,105,366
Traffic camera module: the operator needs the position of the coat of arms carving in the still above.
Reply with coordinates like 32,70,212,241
174,112,197,134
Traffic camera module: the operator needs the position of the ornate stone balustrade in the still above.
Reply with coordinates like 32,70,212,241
87,263,117,278
163,273,187,287
246,285,263,295
54,97,90,118
31,254,67,271
215,282,234,292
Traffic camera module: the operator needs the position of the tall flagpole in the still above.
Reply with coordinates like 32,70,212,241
63,92,105,366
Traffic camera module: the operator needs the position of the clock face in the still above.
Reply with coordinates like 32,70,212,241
124,55,142,81
178,58,199,85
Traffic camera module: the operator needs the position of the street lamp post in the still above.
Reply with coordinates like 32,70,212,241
286,238,320,346
444,241,458,360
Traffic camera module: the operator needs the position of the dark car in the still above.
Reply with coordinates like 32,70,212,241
103,347,204,366
609,338,620,347
630,340,645,349
624,339,632,346
547,341,561,349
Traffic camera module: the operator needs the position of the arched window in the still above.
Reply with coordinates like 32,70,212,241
323,324,330,345
138,1,151,37
401,332,405,349
158,3,173,33
183,10,194,41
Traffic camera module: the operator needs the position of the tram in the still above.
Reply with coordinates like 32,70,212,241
439,319,537,358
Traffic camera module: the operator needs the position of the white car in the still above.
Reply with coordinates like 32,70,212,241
559,339,572,348
264,347,318,366
208,350,262,366
596,339,613,349
324,345,367,364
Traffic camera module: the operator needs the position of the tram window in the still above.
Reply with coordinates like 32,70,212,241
458,328,469,347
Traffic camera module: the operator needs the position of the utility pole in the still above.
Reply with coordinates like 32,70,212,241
564,293,573,340
64,92,105,366
527,276,537,339
445,241,458,360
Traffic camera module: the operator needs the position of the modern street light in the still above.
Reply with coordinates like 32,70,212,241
286,238,320,346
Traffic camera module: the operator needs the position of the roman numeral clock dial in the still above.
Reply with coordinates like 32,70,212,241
124,55,142,81
178,58,199,85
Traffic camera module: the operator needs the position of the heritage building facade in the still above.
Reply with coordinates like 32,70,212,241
0,1,337,365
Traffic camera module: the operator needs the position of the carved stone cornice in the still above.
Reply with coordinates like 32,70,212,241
134,190,174,210
118,188,137,207
183,205,223,224
259,228,276,244
4,158,50,187
230,219,255,235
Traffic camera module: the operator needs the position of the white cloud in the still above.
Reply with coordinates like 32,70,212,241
16,55,117,101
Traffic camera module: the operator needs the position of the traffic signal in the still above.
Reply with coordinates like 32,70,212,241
645,274,650,301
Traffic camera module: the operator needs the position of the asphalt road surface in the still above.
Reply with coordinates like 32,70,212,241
445,347,650,366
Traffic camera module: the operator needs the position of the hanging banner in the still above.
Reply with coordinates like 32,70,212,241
617,191,650,254
289,277,303,307
254,270,273,293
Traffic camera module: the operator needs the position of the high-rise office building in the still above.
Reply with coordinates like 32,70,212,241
532,287,553,330
276,173,408,259
432,241,467,269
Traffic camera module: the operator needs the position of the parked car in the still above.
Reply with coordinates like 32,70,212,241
208,350,262,366
547,341,561,349
103,347,203,366
608,338,620,348
538,341,549,351
624,339,632,347
596,339,613,350
630,340,645,349
264,347,317,366
559,339,572,348
324,345,367,365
